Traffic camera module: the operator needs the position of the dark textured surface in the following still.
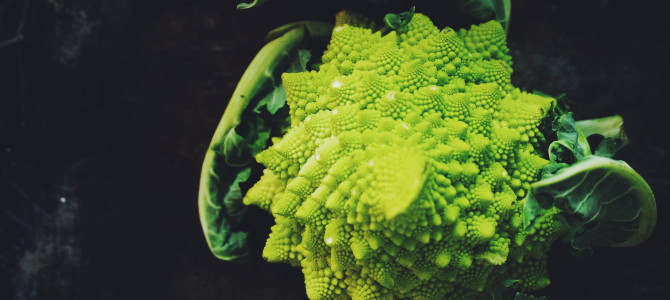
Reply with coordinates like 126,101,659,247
1,0,668,299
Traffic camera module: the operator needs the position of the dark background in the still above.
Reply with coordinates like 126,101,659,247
1,0,668,299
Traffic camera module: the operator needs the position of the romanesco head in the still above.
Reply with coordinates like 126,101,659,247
244,12,563,300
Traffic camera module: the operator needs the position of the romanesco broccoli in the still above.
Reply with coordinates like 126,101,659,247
242,11,563,299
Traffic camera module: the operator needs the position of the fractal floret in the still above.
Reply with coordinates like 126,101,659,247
242,12,563,299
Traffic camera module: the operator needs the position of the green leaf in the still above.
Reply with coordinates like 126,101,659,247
253,49,311,115
222,127,246,164
208,228,249,261
249,121,271,154
530,112,656,250
546,112,590,170
289,49,312,72
544,113,629,178
384,6,416,30
236,0,268,10
524,156,656,250
575,115,628,158
223,168,251,221
206,168,252,260
456,0,511,32
253,83,286,115
199,23,331,262
552,113,584,156
221,117,271,167
199,158,252,261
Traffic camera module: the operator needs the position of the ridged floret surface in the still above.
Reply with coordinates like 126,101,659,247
245,13,563,300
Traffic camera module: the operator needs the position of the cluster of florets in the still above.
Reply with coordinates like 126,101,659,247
243,12,565,300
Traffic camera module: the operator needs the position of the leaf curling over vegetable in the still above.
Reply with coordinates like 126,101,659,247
199,21,332,261
524,113,656,250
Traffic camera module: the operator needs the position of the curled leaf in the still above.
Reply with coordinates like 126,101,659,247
545,112,589,174
528,111,656,250
222,118,271,167
524,156,656,250
545,114,629,177
199,23,331,262
576,115,628,158
384,6,416,30
201,167,251,260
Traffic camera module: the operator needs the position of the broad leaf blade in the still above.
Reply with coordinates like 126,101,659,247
524,156,656,250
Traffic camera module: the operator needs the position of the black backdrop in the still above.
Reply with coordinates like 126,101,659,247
1,0,668,299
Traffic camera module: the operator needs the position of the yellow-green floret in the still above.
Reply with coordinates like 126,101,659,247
244,12,564,300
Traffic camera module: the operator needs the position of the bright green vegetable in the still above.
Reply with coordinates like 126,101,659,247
200,9,655,300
